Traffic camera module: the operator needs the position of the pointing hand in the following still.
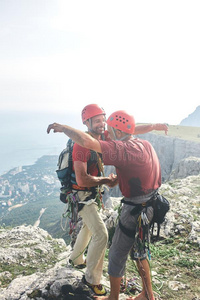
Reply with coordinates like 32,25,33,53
47,123,64,134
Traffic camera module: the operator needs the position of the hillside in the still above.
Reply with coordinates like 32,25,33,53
156,124,200,143
137,124,200,143
0,156,70,243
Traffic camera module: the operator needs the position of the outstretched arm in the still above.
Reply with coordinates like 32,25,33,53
47,123,102,153
134,123,168,135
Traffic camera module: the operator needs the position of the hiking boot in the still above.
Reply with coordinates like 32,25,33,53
69,259,86,269
82,275,107,296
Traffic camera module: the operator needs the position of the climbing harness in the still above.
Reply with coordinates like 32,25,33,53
117,199,153,299
61,186,104,235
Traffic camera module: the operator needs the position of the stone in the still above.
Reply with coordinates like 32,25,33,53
168,280,187,291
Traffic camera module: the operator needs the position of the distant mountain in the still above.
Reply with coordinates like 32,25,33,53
180,105,200,126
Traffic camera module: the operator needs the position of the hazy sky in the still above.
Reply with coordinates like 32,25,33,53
1,0,200,125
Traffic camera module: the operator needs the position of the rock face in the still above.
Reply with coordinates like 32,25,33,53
104,134,200,185
159,175,200,246
0,225,96,300
137,133,200,180
0,211,127,300
0,225,67,268
180,106,200,127
170,156,200,179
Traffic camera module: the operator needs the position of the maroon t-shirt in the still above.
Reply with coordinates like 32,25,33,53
99,138,161,198
72,143,99,176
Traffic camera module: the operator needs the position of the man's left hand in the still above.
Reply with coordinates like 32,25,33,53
47,123,64,134
107,173,118,187
154,123,168,135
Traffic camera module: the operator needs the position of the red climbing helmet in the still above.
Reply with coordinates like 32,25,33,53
107,110,135,134
81,104,106,123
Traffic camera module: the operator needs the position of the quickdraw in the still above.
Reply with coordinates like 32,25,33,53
96,185,104,210
130,208,151,261
61,192,79,235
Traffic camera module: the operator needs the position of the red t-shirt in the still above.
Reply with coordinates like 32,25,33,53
72,143,100,177
99,138,161,198
72,132,110,178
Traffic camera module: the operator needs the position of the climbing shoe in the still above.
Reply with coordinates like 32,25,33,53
69,259,86,269
82,275,107,296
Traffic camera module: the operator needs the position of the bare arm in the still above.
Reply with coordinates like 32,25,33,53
47,123,102,153
134,123,168,135
74,161,118,188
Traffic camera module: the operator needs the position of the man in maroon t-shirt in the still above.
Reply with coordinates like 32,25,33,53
47,110,167,300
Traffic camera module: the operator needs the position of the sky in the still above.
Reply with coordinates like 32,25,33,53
1,0,200,125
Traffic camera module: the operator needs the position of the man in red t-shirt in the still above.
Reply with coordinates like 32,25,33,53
69,104,117,296
47,109,167,300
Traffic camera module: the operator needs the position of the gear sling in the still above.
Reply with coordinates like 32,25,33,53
119,191,170,258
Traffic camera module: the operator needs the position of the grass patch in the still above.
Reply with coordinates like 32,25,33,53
153,125,200,143
174,258,200,269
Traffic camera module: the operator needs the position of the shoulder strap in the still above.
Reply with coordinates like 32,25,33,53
101,133,106,141
96,152,104,176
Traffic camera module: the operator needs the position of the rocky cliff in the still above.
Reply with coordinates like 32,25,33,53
137,133,200,181
170,157,200,179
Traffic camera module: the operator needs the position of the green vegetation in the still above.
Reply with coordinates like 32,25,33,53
0,194,71,244
154,124,200,143
103,237,200,300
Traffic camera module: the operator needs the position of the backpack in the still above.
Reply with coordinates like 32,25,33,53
56,138,75,203
150,193,170,239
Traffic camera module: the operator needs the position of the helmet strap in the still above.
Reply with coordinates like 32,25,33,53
89,118,92,129
111,127,117,140
111,127,131,141
119,134,131,141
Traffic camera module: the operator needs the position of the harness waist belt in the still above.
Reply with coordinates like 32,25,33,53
71,184,91,191
123,190,157,205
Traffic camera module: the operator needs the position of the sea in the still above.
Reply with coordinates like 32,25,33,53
0,110,84,175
